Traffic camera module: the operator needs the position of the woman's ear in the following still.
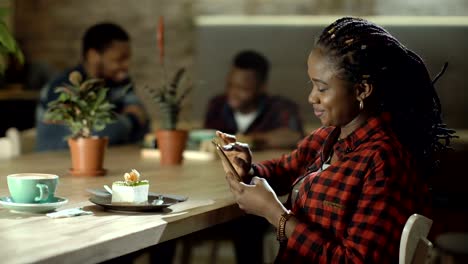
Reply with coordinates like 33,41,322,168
355,82,373,101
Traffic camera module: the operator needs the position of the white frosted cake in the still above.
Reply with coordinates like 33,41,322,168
111,169,149,204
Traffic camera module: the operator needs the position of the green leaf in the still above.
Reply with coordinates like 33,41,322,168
114,83,132,99
58,93,70,102
80,79,104,92
76,100,88,109
93,122,106,131
0,21,16,52
13,43,24,65
0,21,23,65
94,88,108,108
0,8,9,18
169,68,185,92
96,105,112,114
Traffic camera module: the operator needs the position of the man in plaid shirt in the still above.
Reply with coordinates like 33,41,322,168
218,17,453,263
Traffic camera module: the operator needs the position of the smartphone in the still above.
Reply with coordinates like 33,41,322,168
211,140,242,182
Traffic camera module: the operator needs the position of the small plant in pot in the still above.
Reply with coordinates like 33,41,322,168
44,71,115,176
144,17,193,166
145,68,192,165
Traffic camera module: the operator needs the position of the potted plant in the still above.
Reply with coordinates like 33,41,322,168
44,71,115,176
145,67,192,165
145,17,193,165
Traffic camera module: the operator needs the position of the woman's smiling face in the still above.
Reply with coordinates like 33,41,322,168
307,49,360,127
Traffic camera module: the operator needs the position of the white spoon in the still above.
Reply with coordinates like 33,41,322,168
152,195,164,205
103,185,113,195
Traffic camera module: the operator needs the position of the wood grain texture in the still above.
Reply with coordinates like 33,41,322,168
0,145,282,264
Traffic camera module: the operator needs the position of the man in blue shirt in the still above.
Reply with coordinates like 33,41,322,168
36,23,149,151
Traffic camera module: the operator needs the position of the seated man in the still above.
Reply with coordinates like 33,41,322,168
36,23,149,151
204,50,304,149
202,50,304,263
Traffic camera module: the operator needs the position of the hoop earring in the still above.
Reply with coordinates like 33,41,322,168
359,100,364,110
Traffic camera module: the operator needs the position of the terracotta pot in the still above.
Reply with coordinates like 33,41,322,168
156,129,188,165
68,137,108,176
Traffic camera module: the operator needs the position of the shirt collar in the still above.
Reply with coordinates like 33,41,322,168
222,94,269,133
334,113,391,158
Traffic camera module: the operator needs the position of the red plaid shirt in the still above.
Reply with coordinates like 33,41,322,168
254,114,428,263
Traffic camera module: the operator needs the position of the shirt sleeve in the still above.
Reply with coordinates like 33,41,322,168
114,86,149,142
254,127,329,195
95,114,133,144
203,97,217,129
283,148,421,263
203,96,227,130
122,89,144,106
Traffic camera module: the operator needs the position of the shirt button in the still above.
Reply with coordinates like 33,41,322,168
345,147,352,153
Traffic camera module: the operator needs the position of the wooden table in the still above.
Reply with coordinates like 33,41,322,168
0,145,282,264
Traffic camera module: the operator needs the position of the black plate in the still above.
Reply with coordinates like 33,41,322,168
89,194,180,212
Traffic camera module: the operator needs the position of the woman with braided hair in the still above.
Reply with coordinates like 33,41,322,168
216,17,455,263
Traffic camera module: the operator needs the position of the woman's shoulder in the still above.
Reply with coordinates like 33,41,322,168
300,126,335,145
310,125,334,137
361,129,412,165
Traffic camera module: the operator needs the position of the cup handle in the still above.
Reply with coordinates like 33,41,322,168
35,183,49,202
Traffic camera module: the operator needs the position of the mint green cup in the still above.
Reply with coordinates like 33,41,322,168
7,173,59,204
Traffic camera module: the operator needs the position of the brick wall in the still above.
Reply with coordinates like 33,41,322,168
12,0,468,126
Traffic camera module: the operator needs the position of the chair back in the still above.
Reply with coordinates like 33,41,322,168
0,127,21,159
400,214,433,264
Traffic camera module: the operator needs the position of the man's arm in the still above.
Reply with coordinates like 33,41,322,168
114,88,150,143
123,104,147,127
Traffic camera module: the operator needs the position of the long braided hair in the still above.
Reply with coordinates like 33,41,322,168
316,17,456,177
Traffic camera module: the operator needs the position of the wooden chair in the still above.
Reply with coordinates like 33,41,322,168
400,214,434,264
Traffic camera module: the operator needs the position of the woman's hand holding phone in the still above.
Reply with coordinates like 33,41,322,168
215,131,253,183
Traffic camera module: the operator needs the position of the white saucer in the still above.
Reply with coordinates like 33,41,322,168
0,196,68,213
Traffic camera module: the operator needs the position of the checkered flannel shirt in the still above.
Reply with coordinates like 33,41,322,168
254,114,428,263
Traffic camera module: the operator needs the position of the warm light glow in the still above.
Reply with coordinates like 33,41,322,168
196,15,468,26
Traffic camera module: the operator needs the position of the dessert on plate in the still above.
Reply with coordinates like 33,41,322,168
111,169,149,204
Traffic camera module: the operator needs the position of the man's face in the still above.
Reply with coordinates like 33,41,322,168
226,67,263,113
94,40,131,83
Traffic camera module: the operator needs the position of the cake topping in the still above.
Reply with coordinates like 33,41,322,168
113,169,148,187
124,169,140,183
